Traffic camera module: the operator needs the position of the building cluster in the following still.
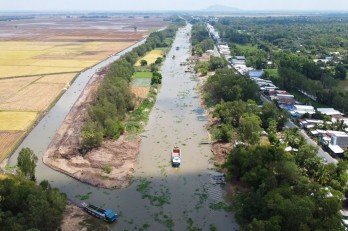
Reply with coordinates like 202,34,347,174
262,81,348,156
206,22,348,157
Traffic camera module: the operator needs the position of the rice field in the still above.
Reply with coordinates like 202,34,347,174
0,111,38,131
0,41,133,78
0,131,24,161
135,49,163,66
0,83,66,111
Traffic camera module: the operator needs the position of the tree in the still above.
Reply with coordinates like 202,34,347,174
239,113,262,145
216,123,233,142
140,59,148,66
81,121,103,153
209,56,226,71
155,57,163,64
334,64,347,80
17,148,38,181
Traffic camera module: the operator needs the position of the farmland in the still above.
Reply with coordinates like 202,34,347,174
0,15,166,160
135,49,163,66
0,111,37,131
130,86,150,99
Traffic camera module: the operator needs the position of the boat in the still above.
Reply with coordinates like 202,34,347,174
171,146,181,167
81,202,117,222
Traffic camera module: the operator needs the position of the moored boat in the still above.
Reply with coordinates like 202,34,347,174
171,146,181,167
81,202,117,222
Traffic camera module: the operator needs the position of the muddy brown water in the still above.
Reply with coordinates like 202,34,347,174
9,24,238,230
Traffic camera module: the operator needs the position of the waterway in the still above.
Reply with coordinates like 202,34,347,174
9,24,238,230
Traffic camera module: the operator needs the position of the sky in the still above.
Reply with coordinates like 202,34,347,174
0,0,348,12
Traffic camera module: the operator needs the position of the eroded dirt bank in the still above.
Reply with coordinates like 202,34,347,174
43,70,140,189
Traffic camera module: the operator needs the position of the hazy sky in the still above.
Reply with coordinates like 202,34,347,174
1,0,348,11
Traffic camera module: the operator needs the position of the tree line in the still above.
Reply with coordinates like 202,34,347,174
0,148,67,231
202,67,347,229
191,23,214,56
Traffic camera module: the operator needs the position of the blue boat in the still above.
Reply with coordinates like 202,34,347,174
81,202,117,223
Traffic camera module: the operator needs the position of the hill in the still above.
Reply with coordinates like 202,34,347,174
202,4,240,12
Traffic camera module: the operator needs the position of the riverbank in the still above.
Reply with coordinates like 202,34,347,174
60,202,111,231
43,68,141,189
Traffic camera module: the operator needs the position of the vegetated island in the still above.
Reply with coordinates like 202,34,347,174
43,22,182,189
43,68,140,189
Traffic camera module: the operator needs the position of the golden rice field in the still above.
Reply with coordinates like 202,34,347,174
0,83,67,111
135,49,163,66
0,111,38,131
0,131,24,161
0,41,133,78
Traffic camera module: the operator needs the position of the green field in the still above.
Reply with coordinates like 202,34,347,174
133,72,153,78
264,69,279,79
235,43,259,53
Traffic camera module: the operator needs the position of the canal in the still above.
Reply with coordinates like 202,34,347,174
9,24,238,230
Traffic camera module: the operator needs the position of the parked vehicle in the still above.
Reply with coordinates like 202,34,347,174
81,202,117,222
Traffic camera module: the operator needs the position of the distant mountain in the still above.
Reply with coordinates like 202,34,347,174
202,4,240,12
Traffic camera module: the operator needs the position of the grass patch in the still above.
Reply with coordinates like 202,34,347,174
289,89,326,108
264,69,279,79
133,72,153,79
126,89,157,134
102,165,112,174
235,43,259,53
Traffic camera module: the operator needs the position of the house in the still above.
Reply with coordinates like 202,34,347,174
292,105,315,116
235,56,246,61
330,133,348,149
328,144,344,156
331,115,348,128
248,70,264,78
299,119,323,130
231,59,246,65
317,108,342,116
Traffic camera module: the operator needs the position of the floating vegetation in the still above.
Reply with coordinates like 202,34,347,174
136,178,171,207
209,202,232,212
75,192,93,200
154,212,175,230
194,187,208,210
186,217,202,231
209,224,218,231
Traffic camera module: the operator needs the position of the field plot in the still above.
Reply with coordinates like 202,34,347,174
0,41,133,78
133,71,153,78
130,86,150,99
0,76,40,101
0,131,24,161
0,111,37,131
36,73,77,84
135,49,163,66
0,83,66,111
